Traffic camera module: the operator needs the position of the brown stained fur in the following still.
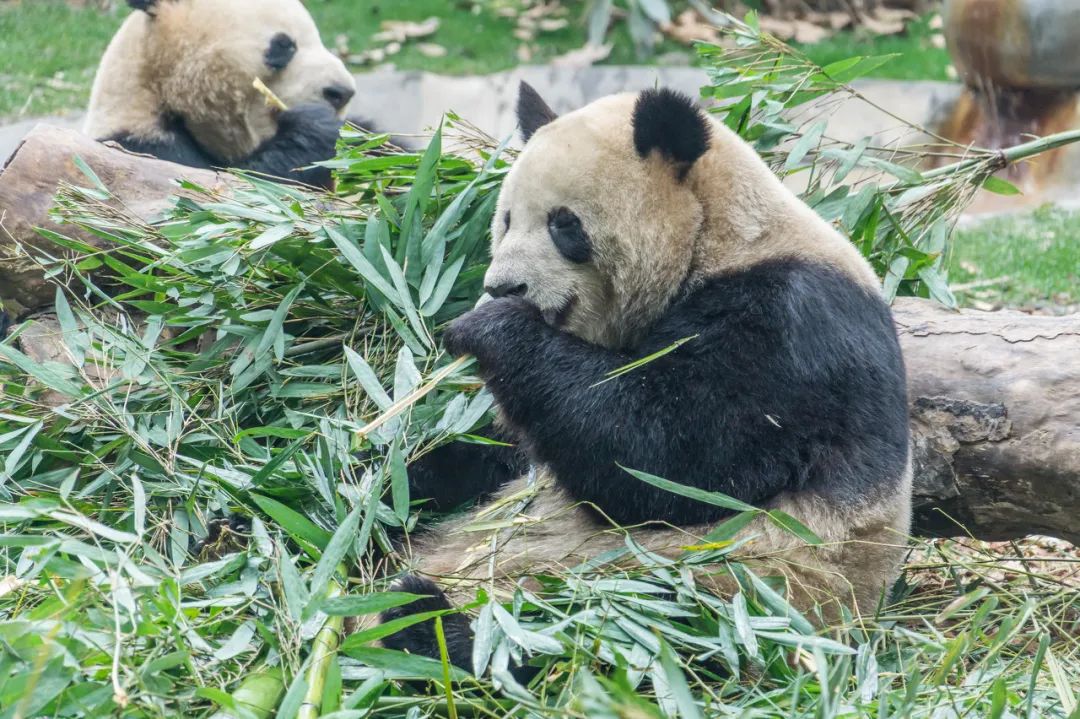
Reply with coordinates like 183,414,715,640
84,0,353,162
405,92,912,622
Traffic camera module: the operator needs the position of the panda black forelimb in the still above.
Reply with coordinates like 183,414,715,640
242,104,342,189
106,121,219,171
407,437,528,512
107,105,342,189
444,259,910,528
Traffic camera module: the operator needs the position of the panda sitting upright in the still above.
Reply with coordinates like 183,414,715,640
384,83,913,669
84,0,357,189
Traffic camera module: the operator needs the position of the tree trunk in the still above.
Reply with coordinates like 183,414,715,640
0,124,231,313
2,125,1078,543
897,299,1080,544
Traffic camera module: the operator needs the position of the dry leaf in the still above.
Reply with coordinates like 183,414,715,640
550,42,613,68
514,28,535,42
539,18,569,32
860,16,904,36
372,17,440,44
416,43,447,58
661,9,720,45
516,44,533,63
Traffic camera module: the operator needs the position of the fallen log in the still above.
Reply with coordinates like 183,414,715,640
1,124,1078,543
896,300,1080,544
0,124,231,312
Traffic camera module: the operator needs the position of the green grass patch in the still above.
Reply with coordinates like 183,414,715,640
0,1,120,119
949,206,1080,309
794,13,951,82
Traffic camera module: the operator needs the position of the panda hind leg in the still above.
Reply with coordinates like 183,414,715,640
380,575,474,670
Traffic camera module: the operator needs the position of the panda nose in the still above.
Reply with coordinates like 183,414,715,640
323,84,355,111
485,281,527,298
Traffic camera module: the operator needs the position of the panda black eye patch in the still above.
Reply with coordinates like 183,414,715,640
547,207,591,263
265,33,298,71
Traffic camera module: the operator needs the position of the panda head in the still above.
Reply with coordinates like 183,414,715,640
126,0,355,161
485,83,712,349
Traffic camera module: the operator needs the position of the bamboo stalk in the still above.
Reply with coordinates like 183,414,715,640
921,128,1080,181
297,579,345,719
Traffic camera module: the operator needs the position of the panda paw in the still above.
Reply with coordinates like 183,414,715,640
276,103,342,136
443,296,543,361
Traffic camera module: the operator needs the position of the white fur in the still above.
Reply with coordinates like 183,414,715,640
85,0,354,162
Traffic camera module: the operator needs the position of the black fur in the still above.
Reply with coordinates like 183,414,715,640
547,207,592,264
106,104,341,189
264,33,298,71
0,312,10,340
381,575,474,670
444,259,909,526
516,81,558,143
127,0,158,10
632,88,710,178
407,439,527,512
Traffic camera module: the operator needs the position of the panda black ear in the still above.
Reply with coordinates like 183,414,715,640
632,88,710,177
517,81,558,143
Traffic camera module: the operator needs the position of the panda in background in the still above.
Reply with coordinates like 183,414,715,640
386,83,913,670
85,0,358,189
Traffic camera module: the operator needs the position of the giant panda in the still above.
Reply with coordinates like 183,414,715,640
383,83,913,670
84,0,357,189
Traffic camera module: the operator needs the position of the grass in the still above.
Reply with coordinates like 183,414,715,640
950,206,1080,310
793,13,951,82
0,1,119,119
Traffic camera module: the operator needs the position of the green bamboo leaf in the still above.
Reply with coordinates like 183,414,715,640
379,245,431,347
320,591,423,617
657,638,702,719
388,440,410,525
307,500,364,606
339,609,447,649
0,342,83,399
251,494,332,551
981,175,1022,196
595,335,698,385
621,466,758,513
420,256,466,317
342,647,469,682
326,226,400,303
785,120,826,170
765,509,823,545
343,346,392,411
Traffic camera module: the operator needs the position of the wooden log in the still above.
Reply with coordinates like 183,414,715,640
897,299,1080,544
2,125,1078,543
0,124,231,312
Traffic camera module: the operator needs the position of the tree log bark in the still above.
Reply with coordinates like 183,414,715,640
0,124,231,312
1,125,1078,543
897,299,1080,544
